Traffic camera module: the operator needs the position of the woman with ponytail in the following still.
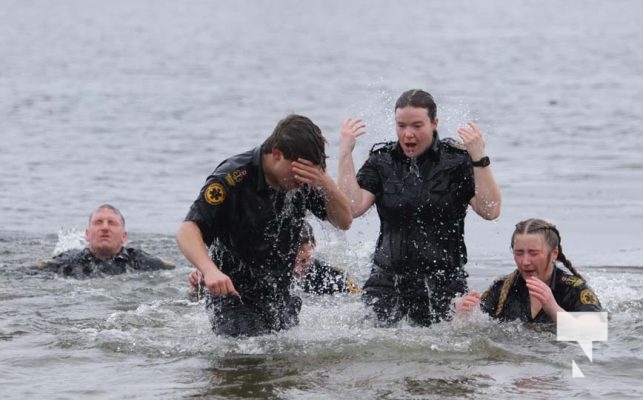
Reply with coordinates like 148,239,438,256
457,218,602,322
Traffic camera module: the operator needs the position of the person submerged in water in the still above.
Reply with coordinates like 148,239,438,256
37,204,174,277
456,218,602,322
292,221,361,295
188,220,361,298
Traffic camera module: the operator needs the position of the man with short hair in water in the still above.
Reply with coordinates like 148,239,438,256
456,218,602,322
177,114,352,337
39,204,174,277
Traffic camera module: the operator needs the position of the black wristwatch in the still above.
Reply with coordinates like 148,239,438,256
472,156,490,168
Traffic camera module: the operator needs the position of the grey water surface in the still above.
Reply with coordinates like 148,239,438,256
1,0,642,399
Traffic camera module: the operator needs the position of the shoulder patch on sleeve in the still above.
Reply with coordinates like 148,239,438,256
580,288,599,305
223,168,248,187
442,137,467,151
561,275,585,287
204,182,226,205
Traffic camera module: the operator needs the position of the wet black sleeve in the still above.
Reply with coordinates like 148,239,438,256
37,249,85,276
184,176,231,246
562,284,603,312
356,155,381,195
305,187,329,221
460,162,476,203
129,248,175,271
480,279,503,317
304,259,346,295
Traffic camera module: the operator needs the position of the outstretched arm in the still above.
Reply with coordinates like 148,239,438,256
176,221,239,297
338,118,376,217
458,122,502,220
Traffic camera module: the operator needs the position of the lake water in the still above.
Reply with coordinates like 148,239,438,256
1,0,642,399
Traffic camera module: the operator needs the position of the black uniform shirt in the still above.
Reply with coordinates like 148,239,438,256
296,258,347,295
480,267,603,323
356,133,475,275
40,247,173,278
185,147,328,300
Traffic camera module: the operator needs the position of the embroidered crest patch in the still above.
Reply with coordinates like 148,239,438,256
580,289,599,305
204,183,226,205
563,275,585,287
224,169,247,186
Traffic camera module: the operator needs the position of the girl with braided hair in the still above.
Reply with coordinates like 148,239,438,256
456,218,602,323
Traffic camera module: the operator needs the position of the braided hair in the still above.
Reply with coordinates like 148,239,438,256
493,218,584,317
511,218,583,279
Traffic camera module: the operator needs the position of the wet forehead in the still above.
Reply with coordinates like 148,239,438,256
395,106,430,123
90,208,124,225
513,233,547,250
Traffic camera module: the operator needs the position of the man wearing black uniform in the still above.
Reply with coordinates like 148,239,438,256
39,204,174,277
176,114,352,337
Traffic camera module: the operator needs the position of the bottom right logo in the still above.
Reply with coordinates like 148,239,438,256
556,312,609,377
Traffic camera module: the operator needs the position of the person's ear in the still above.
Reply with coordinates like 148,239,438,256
121,231,128,245
271,148,283,160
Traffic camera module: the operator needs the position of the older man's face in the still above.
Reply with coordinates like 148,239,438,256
85,208,127,259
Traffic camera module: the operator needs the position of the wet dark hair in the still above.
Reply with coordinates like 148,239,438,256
299,220,316,245
395,89,438,122
261,114,327,170
511,218,582,279
89,204,126,227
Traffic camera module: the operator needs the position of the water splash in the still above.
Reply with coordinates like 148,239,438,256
52,227,86,256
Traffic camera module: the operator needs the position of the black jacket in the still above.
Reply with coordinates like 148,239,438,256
39,247,173,278
480,267,603,323
296,259,348,295
184,147,328,303
357,134,475,277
